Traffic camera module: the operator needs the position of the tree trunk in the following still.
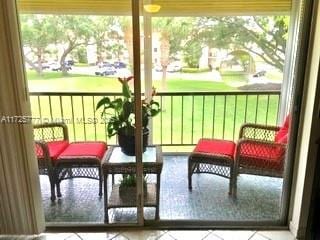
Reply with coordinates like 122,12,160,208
36,50,43,76
161,66,167,91
24,55,41,74
160,32,170,91
59,43,75,76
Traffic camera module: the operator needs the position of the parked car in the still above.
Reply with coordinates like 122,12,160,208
253,70,267,77
97,62,113,68
41,63,50,69
116,68,132,78
154,65,162,72
167,64,182,72
154,63,182,72
95,66,117,76
113,61,127,69
30,61,51,70
65,60,75,66
51,63,72,71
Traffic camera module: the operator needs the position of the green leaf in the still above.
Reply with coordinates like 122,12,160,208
122,101,134,119
108,98,122,113
150,109,160,116
122,81,131,98
96,97,111,110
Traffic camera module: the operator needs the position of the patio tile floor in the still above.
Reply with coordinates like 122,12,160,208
40,156,283,223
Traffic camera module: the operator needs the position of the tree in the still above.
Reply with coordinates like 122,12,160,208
90,16,118,63
72,46,88,64
153,17,193,90
53,16,93,75
229,50,256,74
20,15,56,75
196,16,289,71
118,17,133,68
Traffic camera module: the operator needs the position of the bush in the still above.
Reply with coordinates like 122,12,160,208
181,67,211,73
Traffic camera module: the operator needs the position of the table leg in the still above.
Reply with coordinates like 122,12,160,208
104,174,109,223
229,164,233,195
99,167,102,197
155,173,161,220
188,159,193,190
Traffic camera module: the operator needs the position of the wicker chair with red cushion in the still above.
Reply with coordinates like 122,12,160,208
34,123,107,201
33,122,69,201
233,115,290,197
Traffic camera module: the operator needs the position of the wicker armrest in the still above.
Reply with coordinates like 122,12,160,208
239,123,280,142
33,122,69,141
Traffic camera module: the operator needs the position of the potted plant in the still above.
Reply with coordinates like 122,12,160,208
118,174,148,199
96,76,161,156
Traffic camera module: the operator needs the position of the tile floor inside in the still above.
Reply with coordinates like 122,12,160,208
0,230,295,240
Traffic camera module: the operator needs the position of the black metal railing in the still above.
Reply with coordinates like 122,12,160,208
29,91,281,146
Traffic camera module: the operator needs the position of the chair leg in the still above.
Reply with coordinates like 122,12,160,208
55,169,62,198
47,170,56,201
188,158,193,190
49,177,56,201
104,174,109,223
231,166,238,199
56,181,62,198
229,165,233,195
99,167,103,197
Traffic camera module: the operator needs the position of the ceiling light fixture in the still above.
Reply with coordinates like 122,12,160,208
143,4,161,13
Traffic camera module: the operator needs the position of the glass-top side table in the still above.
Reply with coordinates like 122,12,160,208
101,146,163,223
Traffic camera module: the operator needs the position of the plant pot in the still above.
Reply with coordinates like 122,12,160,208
118,128,149,156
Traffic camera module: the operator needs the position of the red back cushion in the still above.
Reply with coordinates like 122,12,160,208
275,115,290,143
238,142,285,171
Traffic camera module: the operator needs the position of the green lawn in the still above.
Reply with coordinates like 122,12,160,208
27,71,123,92
220,71,249,85
27,71,280,146
152,94,279,145
27,70,236,92
74,63,90,67
163,80,235,91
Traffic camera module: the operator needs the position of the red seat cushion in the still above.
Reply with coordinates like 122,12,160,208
238,142,285,171
58,141,107,161
35,140,69,161
193,139,236,158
